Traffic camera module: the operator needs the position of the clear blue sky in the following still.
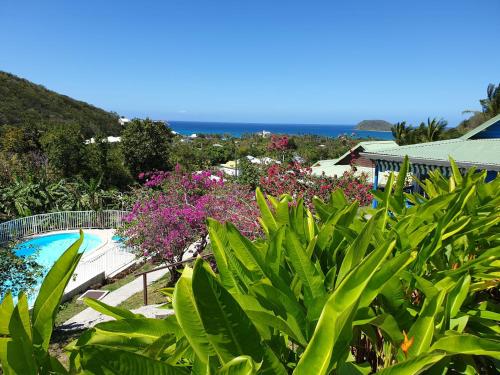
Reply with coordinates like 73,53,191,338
1,0,499,126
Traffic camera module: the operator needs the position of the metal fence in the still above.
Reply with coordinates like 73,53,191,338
0,210,129,244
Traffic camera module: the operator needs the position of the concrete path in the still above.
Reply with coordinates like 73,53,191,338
61,267,171,330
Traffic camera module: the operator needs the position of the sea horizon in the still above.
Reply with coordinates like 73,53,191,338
168,120,394,140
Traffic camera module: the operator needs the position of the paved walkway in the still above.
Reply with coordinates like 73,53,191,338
61,267,171,330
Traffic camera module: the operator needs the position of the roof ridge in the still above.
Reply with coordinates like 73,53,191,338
377,138,466,152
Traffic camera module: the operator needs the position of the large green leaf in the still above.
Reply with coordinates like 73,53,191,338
394,156,409,203
284,230,326,307
83,297,143,320
407,289,446,357
207,218,239,292
192,259,286,374
5,294,37,375
336,210,381,286
255,188,278,235
217,355,260,375
294,240,396,375
359,250,416,307
245,310,307,347
430,334,500,359
32,230,83,350
353,313,403,343
192,259,262,363
225,223,267,279
249,282,306,337
377,352,446,374
173,266,214,363
80,345,188,374
0,292,14,335
93,318,181,340
446,274,471,320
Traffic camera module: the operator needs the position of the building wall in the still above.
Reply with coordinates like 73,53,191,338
337,148,374,168
470,119,500,139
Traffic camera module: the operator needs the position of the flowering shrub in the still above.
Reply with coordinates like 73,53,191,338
259,162,372,207
121,167,260,261
267,135,290,151
123,162,372,262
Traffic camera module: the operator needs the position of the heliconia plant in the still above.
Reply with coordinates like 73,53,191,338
1,158,499,374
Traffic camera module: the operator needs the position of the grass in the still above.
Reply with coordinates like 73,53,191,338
101,262,156,292
54,262,158,326
117,273,171,310
55,295,88,326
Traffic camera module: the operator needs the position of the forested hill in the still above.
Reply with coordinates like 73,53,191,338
355,119,393,131
0,71,120,136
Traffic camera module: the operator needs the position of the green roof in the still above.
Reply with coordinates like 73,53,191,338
361,138,500,171
311,141,398,168
359,140,399,151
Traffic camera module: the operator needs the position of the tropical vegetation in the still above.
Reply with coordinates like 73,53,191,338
391,82,500,145
0,243,42,297
1,159,499,374
0,71,121,137
120,163,372,265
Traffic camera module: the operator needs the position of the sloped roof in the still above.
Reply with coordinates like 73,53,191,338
361,138,500,171
359,140,399,151
460,114,500,140
311,140,398,168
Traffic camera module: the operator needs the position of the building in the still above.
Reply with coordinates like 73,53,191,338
118,117,130,126
218,155,280,177
311,140,399,186
84,136,121,145
360,114,500,190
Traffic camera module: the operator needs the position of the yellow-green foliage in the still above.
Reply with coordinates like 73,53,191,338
1,160,499,374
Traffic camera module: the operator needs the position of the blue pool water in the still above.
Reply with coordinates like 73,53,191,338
11,232,104,305
16,232,103,270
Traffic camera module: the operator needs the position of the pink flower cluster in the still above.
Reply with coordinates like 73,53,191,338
268,135,290,151
260,162,372,208
124,162,372,263
123,168,260,261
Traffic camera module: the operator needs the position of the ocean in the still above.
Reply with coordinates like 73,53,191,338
168,121,393,140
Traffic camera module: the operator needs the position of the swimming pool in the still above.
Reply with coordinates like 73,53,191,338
16,232,104,269
12,232,105,305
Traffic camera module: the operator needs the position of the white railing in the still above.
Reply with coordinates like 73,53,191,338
0,210,129,244
64,241,137,296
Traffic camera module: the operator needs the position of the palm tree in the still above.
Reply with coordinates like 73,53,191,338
419,118,447,142
391,121,409,145
463,83,500,119
480,83,500,116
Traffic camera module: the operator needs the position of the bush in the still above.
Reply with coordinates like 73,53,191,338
0,243,42,298
120,118,174,177
120,167,260,261
259,161,372,207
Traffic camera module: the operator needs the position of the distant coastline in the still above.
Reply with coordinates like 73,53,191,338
168,120,394,140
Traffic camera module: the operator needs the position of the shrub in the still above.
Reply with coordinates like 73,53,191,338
0,243,43,298
120,167,260,261
259,161,372,207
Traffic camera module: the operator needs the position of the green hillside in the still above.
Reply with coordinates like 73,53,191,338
0,71,120,136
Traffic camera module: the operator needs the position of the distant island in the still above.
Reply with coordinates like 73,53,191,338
355,120,393,132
